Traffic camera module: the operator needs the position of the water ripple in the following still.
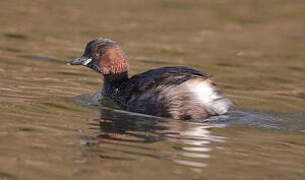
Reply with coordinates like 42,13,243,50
74,93,304,171
77,103,229,169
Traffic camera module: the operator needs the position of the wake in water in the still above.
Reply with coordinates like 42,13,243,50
72,92,305,172
74,92,297,132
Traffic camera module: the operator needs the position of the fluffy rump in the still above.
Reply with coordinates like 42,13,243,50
187,79,232,116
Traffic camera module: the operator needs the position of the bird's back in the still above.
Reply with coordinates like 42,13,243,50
114,66,232,120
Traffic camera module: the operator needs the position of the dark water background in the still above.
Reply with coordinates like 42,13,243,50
0,0,305,179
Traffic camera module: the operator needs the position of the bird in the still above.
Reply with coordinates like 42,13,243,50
68,38,232,120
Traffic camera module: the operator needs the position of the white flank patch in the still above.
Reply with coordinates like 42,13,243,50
188,80,231,115
194,81,221,104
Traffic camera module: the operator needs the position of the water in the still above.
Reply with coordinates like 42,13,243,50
1,0,305,179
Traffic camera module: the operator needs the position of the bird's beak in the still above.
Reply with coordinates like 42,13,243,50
67,56,92,66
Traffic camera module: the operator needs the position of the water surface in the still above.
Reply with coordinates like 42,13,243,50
0,0,305,179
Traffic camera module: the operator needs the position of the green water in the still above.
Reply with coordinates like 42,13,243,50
0,0,305,179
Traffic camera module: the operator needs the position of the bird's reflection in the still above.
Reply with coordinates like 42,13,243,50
75,92,286,169
85,106,227,168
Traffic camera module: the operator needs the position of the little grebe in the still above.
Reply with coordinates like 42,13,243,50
68,38,232,120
